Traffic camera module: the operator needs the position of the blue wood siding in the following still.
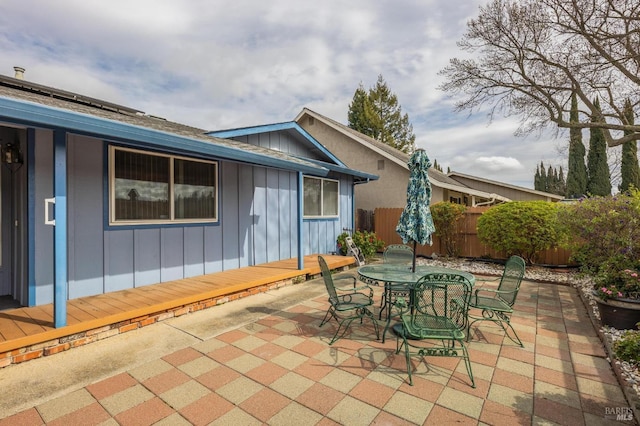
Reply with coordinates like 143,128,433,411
184,227,204,278
236,132,320,160
31,137,353,304
67,135,104,298
160,228,183,282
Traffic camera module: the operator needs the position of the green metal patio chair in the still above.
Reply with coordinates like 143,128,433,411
379,244,415,320
318,256,379,345
467,255,526,347
394,272,475,387
383,244,414,265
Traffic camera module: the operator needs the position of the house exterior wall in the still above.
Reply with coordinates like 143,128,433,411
298,117,449,211
29,131,353,305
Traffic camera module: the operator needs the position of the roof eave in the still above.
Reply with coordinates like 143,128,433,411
0,96,328,176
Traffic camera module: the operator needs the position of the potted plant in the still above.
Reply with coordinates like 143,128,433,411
594,269,640,330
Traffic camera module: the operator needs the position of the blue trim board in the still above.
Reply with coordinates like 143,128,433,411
53,130,68,327
297,172,303,270
27,128,36,306
0,97,327,176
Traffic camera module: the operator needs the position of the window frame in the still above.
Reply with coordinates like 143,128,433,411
108,146,218,226
303,175,340,219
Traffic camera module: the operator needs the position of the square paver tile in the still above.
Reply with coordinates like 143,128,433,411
436,387,484,419
269,371,315,399
268,401,323,426
328,395,380,426
159,380,211,410
216,376,264,405
384,391,432,424
37,389,97,423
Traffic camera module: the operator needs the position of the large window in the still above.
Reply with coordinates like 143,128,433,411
110,147,218,225
303,176,339,218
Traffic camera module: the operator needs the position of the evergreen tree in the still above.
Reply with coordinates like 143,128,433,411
347,83,372,136
534,161,566,195
432,159,443,172
619,99,640,193
534,162,547,191
586,98,612,196
565,92,588,198
557,166,566,195
347,75,416,153
547,164,555,193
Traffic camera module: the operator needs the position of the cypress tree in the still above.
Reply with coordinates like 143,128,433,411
586,98,612,196
619,99,640,193
547,164,555,193
565,92,588,198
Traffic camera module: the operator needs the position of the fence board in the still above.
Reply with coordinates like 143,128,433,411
373,207,574,266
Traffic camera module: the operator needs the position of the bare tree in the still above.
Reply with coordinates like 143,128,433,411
439,0,640,148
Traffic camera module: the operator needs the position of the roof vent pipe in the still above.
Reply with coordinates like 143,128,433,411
13,66,25,80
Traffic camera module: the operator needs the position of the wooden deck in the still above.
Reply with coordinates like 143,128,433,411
0,254,354,362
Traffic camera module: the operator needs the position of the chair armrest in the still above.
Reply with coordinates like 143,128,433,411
472,287,515,305
333,275,356,289
334,276,374,297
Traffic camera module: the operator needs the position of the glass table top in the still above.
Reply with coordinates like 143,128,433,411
357,264,475,285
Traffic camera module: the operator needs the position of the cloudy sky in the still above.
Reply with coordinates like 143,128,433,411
0,0,572,188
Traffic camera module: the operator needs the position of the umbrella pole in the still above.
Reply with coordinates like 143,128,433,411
412,241,417,273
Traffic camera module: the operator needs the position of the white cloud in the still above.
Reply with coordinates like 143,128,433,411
475,156,524,172
0,0,565,189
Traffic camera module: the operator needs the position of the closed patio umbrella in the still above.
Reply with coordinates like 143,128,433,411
396,149,436,272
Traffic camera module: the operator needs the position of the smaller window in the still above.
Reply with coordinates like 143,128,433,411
377,159,385,170
308,116,315,126
303,176,339,218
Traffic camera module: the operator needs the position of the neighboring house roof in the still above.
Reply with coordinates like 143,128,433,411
447,171,565,202
208,122,379,182
295,108,511,203
0,74,328,176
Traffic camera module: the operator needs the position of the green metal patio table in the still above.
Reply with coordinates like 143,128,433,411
357,264,475,342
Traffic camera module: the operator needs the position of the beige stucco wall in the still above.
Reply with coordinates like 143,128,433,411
298,115,446,211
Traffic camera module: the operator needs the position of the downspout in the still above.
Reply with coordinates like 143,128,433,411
297,172,303,270
474,197,495,207
352,178,370,232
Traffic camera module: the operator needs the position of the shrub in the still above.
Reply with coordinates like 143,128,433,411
430,202,466,257
336,231,385,260
613,328,640,365
476,201,563,264
557,190,640,286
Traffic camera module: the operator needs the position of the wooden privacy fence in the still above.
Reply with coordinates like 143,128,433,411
373,207,574,266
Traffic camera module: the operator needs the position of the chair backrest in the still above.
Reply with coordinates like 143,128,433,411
413,272,473,330
318,256,338,304
497,255,526,306
383,244,414,265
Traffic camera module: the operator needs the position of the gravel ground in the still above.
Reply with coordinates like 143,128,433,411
415,256,640,410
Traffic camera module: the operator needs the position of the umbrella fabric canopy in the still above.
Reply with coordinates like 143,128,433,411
395,149,436,272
